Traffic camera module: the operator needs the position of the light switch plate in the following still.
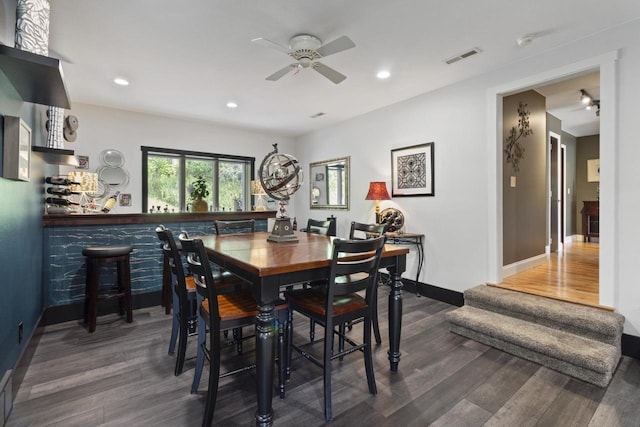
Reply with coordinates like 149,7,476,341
510,176,516,187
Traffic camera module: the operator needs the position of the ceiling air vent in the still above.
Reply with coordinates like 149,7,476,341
445,47,481,65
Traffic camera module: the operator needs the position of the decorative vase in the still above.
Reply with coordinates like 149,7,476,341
191,198,208,212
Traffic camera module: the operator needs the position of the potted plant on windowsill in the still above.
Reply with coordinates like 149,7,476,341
190,176,209,212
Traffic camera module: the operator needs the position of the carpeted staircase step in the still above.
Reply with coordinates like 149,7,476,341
464,285,624,346
446,305,620,387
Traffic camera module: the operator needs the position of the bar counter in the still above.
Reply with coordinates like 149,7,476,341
43,210,276,227
42,211,275,323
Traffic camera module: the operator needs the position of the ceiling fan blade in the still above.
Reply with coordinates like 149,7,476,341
316,36,355,57
266,64,297,81
252,37,290,54
313,62,347,84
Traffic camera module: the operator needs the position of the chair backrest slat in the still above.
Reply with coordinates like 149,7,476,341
156,225,189,301
179,233,220,319
305,218,335,236
349,221,385,240
328,236,386,299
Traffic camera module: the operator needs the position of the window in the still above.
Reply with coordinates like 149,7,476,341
142,146,254,213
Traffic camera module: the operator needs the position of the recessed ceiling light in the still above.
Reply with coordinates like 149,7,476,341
113,77,129,86
376,70,391,79
516,34,534,47
226,102,238,109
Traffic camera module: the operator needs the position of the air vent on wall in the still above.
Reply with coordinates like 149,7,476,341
445,47,481,65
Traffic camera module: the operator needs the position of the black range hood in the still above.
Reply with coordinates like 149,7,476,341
0,44,71,109
32,146,79,166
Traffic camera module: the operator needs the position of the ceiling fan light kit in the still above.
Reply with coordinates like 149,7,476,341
253,33,355,84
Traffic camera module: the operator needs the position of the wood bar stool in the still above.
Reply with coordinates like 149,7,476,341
82,244,134,333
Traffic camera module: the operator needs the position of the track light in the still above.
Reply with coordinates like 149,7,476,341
580,89,600,117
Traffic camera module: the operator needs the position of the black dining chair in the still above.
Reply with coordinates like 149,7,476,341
307,221,387,344
302,218,336,236
285,235,386,421
179,233,289,427
157,225,248,376
214,219,255,235
156,225,198,376
213,219,256,348
349,221,386,345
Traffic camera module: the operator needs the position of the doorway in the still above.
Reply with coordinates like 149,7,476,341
549,132,565,254
487,51,617,308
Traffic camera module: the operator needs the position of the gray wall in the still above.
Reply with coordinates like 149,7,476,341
503,90,547,265
576,135,600,234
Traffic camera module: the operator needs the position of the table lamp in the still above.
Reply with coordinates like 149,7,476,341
251,180,268,211
365,181,391,224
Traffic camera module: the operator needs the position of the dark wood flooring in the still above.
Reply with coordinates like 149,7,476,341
7,292,640,426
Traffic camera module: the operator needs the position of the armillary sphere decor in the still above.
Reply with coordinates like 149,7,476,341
259,143,304,243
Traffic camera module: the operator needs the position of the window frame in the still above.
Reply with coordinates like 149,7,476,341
141,146,255,213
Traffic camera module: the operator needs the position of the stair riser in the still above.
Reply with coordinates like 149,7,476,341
463,286,624,347
449,323,618,387
465,298,620,346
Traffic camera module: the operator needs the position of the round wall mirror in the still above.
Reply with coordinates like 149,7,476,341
98,165,129,187
101,149,125,167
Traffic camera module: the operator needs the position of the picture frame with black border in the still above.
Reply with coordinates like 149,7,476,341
391,142,434,197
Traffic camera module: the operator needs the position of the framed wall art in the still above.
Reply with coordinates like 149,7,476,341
3,116,31,181
587,158,600,182
119,193,132,206
391,142,434,197
76,155,89,170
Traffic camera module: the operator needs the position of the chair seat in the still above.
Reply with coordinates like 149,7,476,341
186,274,247,293
82,245,133,258
286,287,366,317
185,275,196,291
201,291,288,322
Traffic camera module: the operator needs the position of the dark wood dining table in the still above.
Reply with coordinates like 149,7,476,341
198,231,409,426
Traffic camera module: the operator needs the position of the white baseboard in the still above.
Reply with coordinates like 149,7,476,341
502,253,548,278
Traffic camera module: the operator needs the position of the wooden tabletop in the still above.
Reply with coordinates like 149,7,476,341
197,231,409,277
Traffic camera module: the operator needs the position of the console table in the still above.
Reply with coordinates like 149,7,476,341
385,232,425,295
581,201,599,242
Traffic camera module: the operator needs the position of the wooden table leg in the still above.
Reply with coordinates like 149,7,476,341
387,257,405,372
255,302,275,427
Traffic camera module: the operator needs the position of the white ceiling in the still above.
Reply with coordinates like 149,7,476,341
45,1,640,138
536,71,601,137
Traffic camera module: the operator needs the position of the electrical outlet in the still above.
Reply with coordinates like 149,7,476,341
18,321,23,344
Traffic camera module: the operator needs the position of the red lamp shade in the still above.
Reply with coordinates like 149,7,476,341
365,182,391,201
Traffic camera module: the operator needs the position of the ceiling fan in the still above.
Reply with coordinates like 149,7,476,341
252,34,355,84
